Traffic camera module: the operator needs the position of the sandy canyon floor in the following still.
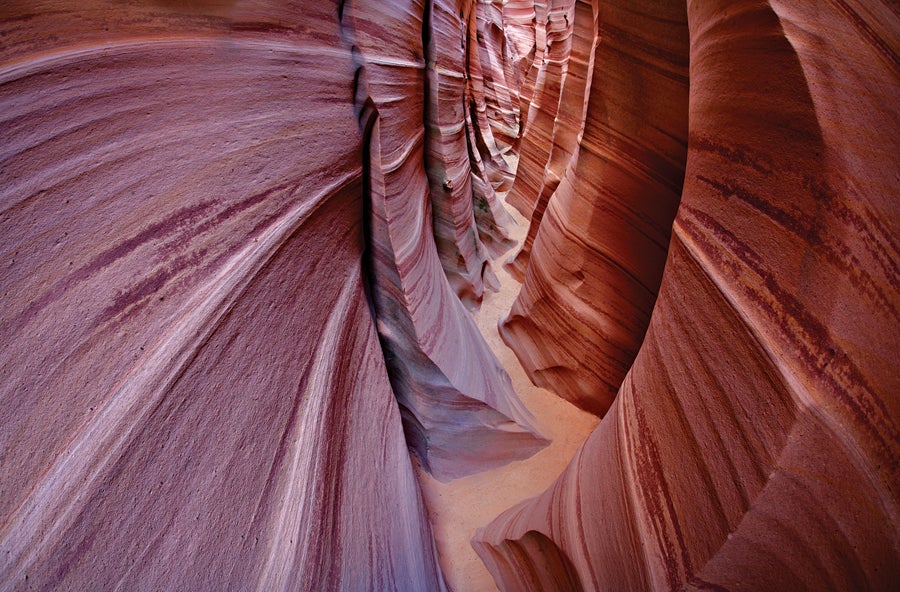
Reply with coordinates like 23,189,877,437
415,192,600,591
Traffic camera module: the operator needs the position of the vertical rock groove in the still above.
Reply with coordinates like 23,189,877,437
0,1,541,588
343,0,547,482
501,0,691,416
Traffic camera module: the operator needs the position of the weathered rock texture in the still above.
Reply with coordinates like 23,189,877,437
426,0,495,302
504,0,596,282
425,0,520,301
477,0,900,590
501,0,690,415
463,0,519,255
472,1,521,163
1,0,898,590
345,0,547,481
0,0,544,588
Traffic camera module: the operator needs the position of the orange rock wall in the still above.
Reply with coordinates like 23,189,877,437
505,0,597,282
476,0,899,590
502,0,690,415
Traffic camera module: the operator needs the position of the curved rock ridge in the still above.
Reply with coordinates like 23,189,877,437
508,0,564,165
500,0,541,108
0,4,448,590
464,0,519,252
425,0,496,304
471,1,522,160
504,0,577,219
425,0,521,303
504,0,597,282
476,0,899,590
0,0,544,588
3,0,898,589
502,0,690,415
344,0,547,482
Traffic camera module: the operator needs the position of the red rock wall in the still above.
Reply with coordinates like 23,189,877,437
0,3,451,588
463,1,518,257
504,0,577,219
426,0,495,303
472,1,521,160
476,0,900,590
502,0,690,415
2,0,897,589
346,0,547,481
0,0,544,587
425,0,522,298
505,0,597,282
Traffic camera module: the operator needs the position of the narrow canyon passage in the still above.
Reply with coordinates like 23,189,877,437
416,194,599,592
0,1,897,591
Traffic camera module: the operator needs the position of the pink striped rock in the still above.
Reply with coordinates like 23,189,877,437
344,0,547,481
0,0,543,588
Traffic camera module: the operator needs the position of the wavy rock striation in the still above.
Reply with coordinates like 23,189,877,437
463,0,519,256
424,0,520,302
345,0,547,481
502,0,690,416
0,0,544,588
504,0,596,283
504,0,577,220
476,0,899,590
425,0,495,303
1,0,898,590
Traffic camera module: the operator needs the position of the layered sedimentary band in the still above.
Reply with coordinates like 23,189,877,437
476,0,899,590
0,1,544,588
501,0,690,416
345,0,547,481
1,0,897,590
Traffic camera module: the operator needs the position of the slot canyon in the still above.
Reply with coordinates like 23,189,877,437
0,0,898,590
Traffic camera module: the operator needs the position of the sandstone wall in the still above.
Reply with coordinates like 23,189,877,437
476,1,900,590
0,1,546,588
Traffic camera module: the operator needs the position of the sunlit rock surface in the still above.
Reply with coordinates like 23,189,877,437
476,0,899,590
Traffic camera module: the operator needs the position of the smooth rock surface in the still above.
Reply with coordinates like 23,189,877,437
0,0,544,588
2,0,898,590
419,197,599,592
476,1,899,590
345,0,548,481
425,0,494,303
501,0,690,416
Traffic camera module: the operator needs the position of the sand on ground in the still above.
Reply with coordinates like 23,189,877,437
414,194,600,592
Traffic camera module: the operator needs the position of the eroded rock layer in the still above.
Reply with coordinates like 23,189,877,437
463,0,518,255
502,0,690,415
425,0,494,303
504,0,596,282
469,1,520,163
477,1,900,590
0,0,543,588
2,0,898,589
345,0,547,481
504,0,576,219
